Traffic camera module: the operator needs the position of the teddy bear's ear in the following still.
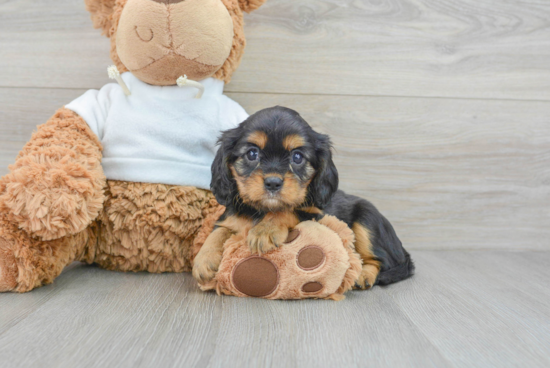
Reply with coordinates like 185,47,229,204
238,0,267,13
85,0,117,36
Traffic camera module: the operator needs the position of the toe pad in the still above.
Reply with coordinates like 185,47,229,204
232,256,279,297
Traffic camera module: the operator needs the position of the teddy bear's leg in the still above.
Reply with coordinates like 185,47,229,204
91,181,224,274
0,108,105,242
0,235,17,292
0,214,98,293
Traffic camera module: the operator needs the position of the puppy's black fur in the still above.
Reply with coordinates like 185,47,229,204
211,106,414,287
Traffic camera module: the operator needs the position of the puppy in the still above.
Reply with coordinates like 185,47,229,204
193,106,414,290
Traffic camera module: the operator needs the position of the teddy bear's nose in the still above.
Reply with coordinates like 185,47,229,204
151,0,186,3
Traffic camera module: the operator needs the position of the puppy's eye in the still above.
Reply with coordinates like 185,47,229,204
246,148,259,161
292,151,304,165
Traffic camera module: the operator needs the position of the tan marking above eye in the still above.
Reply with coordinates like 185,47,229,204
247,131,268,149
283,134,305,151
135,26,154,42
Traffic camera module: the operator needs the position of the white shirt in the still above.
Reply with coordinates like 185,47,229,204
65,72,248,189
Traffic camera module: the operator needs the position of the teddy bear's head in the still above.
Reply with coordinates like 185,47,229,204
85,0,266,85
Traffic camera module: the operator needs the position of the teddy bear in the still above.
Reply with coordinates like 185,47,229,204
0,0,374,299
0,0,269,293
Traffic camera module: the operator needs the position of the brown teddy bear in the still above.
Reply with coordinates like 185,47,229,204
0,0,267,293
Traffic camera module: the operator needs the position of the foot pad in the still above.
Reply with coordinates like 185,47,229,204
232,256,279,297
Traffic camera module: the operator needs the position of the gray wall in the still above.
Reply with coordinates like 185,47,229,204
1,0,549,250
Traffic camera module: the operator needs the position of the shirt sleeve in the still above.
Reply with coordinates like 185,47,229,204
220,96,250,130
64,84,115,141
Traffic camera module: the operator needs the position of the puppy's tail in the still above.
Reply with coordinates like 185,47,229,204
376,251,415,286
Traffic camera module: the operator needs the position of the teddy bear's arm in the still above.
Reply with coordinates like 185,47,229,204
0,108,106,241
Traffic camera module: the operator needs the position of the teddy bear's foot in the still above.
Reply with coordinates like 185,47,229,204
353,264,380,290
204,219,363,299
0,237,18,292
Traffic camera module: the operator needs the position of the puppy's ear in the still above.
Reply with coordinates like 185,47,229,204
85,0,117,36
210,128,240,206
238,0,267,13
308,133,339,209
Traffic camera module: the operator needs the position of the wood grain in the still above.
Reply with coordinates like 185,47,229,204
391,251,550,368
229,92,550,251
1,0,550,100
0,263,82,336
1,88,548,251
0,251,549,368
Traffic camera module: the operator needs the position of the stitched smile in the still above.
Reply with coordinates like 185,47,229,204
131,53,218,73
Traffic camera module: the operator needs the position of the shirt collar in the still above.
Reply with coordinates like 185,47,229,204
121,72,224,100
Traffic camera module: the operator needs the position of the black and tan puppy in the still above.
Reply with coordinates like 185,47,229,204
193,106,414,289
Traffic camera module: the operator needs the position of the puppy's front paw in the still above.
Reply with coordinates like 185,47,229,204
247,225,289,255
192,249,223,285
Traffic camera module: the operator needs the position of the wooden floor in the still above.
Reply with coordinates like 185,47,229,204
1,0,549,367
0,251,548,368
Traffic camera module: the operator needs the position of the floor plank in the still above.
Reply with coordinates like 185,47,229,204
393,251,550,368
1,88,549,251
0,251,549,368
0,263,82,335
208,287,451,368
0,266,222,368
1,0,550,100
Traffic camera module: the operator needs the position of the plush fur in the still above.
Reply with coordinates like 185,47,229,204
0,212,96,293
238,0,265,13
93,181,221,273
193,106,414,291
85,0,117,35
0,108,105,241
0,0,266,293
0,179,222,292
0,237,18,292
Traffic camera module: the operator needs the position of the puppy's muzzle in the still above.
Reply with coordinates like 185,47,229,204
264,177,283,193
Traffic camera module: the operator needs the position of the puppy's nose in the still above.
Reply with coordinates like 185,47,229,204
264,177,283,192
